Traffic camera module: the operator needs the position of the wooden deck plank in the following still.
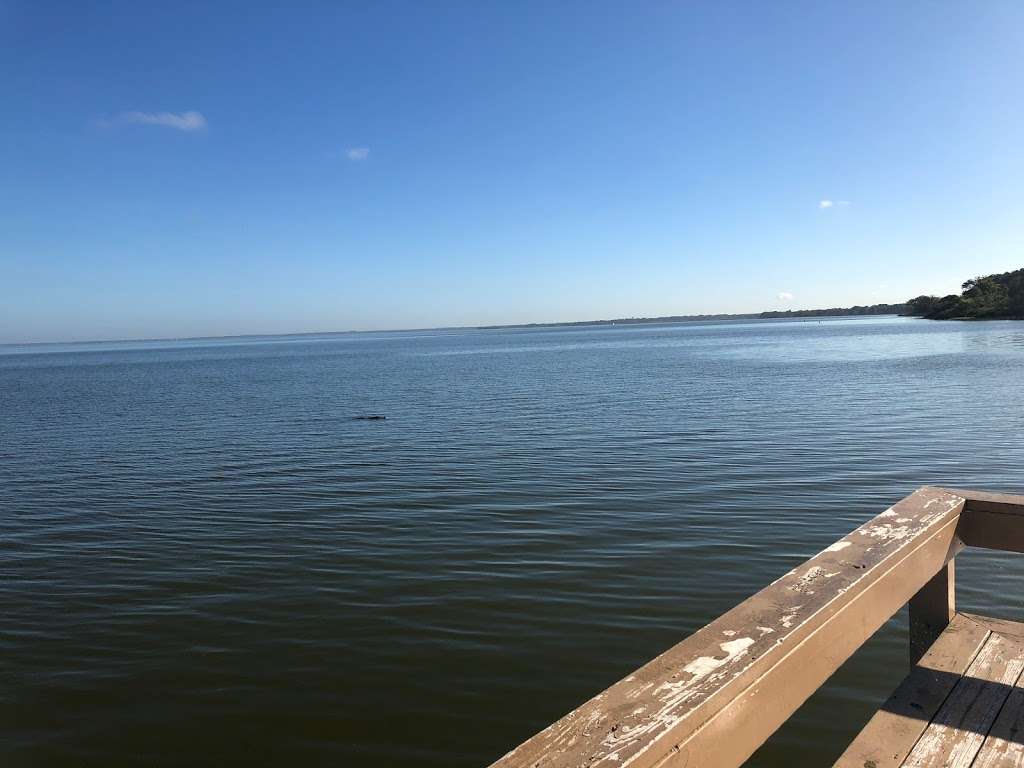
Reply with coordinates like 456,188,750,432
901,631,1024,768
972,684,1024,768
961,613,1024,642
833,613,990,768
488,487,966,768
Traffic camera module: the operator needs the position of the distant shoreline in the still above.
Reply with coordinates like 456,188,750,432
3,304,909,348
477,304,907,330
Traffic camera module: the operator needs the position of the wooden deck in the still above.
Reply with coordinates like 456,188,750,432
838,612,1024,768
487,487,1024,768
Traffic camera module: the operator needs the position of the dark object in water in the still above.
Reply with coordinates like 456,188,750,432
353,415,386,421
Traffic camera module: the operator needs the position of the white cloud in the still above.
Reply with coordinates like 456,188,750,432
777,291,794,301
819,199,834,209
345,147,370,161
819,199,851,209
97,110,207,132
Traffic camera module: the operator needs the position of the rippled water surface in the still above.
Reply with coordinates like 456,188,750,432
3,317,1024,767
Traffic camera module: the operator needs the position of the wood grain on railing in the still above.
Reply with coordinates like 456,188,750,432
489,487,967,768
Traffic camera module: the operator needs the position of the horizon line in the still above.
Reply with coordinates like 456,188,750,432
0,302,909,348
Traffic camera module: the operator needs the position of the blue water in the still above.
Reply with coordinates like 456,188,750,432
3,316,1024,767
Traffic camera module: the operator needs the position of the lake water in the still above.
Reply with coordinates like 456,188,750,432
3,316,1024,767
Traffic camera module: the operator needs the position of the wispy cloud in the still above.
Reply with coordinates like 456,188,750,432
777,291,794,301
96,110,207,132
819,199,851,209
345,147,370,161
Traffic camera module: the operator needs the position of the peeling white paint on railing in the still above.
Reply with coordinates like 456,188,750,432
490,487,967,768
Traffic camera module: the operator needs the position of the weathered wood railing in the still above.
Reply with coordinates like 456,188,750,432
488,487,1024,768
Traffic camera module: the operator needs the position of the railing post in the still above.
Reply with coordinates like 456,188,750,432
908,561,955,666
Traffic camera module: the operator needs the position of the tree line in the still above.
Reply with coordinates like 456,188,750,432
905,268,1024,320
759,303,907,319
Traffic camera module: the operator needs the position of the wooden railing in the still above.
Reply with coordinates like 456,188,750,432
487,486,1024,768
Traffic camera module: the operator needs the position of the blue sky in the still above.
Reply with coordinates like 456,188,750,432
2,1,1023,342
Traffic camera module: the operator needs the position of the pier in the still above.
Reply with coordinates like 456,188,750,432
490,487,1024,767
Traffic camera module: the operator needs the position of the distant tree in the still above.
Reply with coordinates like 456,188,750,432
929,294,966,320
1008,271,1024,317
960,275,1009,317
905,296,938,316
